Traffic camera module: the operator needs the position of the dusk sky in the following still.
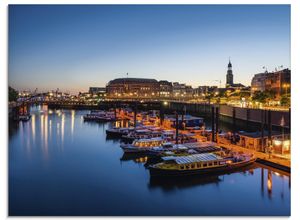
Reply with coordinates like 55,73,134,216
9,5,290,94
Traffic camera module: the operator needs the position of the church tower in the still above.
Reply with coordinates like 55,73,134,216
226,59,233,87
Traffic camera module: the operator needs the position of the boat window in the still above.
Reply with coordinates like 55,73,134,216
180,166,184,170
208,162,213,166
185,165,190,169
214,162,218,166
197,163,201,168
203,163,207,167
191,164,195,169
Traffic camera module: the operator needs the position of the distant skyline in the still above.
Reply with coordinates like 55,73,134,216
9,5,290,94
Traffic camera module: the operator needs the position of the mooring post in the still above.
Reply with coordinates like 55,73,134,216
261,109,265,152
175,111,179,145
232,107,236,134
215,106,219,143
160,102,164,126
114,104,117,120
134,101,137,128
181,107,184,130
268,110,272,144
211,106,215,142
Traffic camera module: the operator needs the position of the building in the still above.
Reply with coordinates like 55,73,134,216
251,68,291,97
265,68,291,97
158,80,173,98
251,72,269,94
89,87,106,95
225,60,246,89
172,82,193,98
218,130,290,155
106,78,160,98
237,131,290,155
226,60,233,87
193,86,218,98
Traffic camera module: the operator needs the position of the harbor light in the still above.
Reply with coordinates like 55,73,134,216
163,101,168,106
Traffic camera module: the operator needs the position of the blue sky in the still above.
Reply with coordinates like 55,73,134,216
9,5,290,94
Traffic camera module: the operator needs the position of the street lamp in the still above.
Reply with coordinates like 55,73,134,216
282,83,290,95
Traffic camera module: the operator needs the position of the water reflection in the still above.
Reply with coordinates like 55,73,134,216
61,113,65,145
71,110,75,138
259,166,290,201
148,164,256,192
149,174,222,192
31,114,35,141
9,106,291,216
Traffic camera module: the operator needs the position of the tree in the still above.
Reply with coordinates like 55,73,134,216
280,94,290,106
9,86,18,102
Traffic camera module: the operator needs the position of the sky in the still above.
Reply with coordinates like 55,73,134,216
8,5,290,94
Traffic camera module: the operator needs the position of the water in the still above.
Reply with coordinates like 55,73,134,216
9,105,291,216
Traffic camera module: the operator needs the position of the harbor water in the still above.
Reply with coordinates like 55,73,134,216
9,106,290,216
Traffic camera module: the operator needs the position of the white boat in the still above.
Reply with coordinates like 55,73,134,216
120,138,169,153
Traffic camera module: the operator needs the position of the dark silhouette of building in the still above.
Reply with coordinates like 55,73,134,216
226,60,233,87
225,60,245,89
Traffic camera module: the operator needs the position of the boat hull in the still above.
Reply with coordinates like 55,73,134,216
149,158,256,177
106,130,127,138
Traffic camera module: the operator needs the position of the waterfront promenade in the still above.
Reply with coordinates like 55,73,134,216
218,142,290,171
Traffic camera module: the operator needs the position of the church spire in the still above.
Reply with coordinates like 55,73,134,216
226,58,233,87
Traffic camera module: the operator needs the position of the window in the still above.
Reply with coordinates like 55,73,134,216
180,166,184,170
214,162,218,166
203,163,207,167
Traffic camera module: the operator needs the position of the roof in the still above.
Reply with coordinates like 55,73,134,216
162,153,222,164
136,137,164,142
108,78,158,84
230,83,246,88
228,61,232,67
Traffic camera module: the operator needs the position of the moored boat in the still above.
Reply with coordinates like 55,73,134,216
18,114,32,121
149,152,256,177
120,138,170,153
106,127,135,137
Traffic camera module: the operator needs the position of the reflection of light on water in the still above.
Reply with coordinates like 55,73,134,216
48,109,53,114
267,170,272,197
56,110,61,116
61,113,65,144
41,114,44,142
31,114,35,141
42,104,48,112
57,123,60,136
44,114,48,157
71,110,75,137
49,119,52,139
26,122,31,153
135,156,148,163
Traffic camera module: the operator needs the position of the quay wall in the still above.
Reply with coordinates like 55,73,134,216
167,102,290,129
46,101,290,129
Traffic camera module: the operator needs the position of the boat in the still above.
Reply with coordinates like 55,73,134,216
18,114,31,121
120,138,170,153
121,129,162,143
83,110,116,122
148,152,256,177
106,127,135,137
